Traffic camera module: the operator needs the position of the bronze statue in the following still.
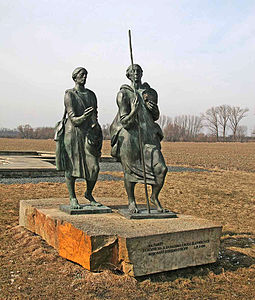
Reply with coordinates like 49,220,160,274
110,64,167,213
55,67,103,209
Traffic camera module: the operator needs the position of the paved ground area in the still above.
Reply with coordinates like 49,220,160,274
0,155,56,169
0,155,210,184
0,155,210,172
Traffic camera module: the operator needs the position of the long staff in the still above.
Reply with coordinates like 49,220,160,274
128,30,150,214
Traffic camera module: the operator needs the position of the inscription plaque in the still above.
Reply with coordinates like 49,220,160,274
143,239,210,256
119,229,221,276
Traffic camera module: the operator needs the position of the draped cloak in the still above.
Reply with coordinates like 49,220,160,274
110,83,165,185
63,88,102,179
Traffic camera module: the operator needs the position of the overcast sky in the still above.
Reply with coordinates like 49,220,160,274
0,0,254,134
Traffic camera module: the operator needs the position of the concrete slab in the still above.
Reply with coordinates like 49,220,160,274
0,156,56,169
0,153,117,178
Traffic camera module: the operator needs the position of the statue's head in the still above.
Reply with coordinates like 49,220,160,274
126,64,143,83
72,67,88,85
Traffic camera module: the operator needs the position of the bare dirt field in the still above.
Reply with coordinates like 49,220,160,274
0,139,254,299
1,138,254,172
0,138,56,152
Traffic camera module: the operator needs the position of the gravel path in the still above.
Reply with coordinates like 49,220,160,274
0,162,210,184
100,162,210,173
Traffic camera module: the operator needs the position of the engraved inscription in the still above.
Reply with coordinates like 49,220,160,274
142,239,210,256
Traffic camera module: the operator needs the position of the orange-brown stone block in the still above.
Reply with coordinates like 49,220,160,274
19,198,118,271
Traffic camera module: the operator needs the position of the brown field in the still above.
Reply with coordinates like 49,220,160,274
0,138,56,152
0,138,254,172
0,138,254,299
161,142,255,173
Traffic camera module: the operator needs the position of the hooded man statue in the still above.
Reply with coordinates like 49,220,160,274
110,64,167,214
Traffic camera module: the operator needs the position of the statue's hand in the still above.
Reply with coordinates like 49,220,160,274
83,107,94,119
145,100,157,113
145,99,153,109
145,100,159,120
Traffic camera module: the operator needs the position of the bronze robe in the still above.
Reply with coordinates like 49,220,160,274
110,83,165,184
63,88,102,179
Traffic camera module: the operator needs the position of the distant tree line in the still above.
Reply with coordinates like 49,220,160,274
0,105,251,142
17,125,55,139
158,105,249,142
158,114,203,142
0,125,54,139
0,128,19,138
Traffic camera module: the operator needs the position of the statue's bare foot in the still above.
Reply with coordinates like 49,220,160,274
150,197,164,213
128,202,139,214
70,198,82,209
84,192,102,207
90,200,102,207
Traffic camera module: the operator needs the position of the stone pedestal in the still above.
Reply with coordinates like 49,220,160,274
59,204,112,215
19,198,222,276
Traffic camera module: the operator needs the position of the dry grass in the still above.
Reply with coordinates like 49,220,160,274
0,172,255,299
0,138,255,299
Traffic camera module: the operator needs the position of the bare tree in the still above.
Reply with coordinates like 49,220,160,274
229,106,249,141
202,107,220,141
252,127,255,138
236,125,247,142
163,122,180,142
17,124,34,139
157,115,172,130
186,115,203,139
217,105,231,141
163,115,203,141
33,127,54,139
102,123,111,140
174,115,188,140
